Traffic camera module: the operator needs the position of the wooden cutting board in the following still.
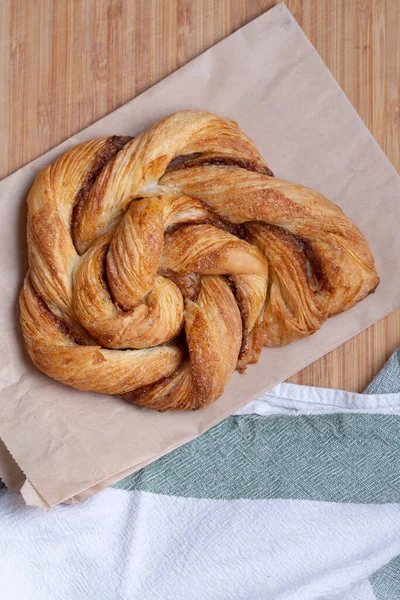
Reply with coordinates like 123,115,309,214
1,0,399,392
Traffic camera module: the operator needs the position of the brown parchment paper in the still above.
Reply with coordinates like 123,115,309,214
1,3,399,508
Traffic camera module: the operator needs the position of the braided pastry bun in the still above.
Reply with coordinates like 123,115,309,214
20,110,379,410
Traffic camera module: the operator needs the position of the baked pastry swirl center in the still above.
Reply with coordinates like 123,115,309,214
20,110,379,410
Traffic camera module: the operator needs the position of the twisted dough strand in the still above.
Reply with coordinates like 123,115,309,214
20,110,379,410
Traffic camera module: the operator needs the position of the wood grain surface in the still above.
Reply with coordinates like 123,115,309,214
0,0,399,392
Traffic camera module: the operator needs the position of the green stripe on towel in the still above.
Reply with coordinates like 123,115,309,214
114,413,400,503
371,555,400,600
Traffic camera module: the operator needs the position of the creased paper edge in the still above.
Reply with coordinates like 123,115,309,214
20,479,50,509
0,435,27,493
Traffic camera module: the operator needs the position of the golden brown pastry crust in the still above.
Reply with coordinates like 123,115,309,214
20,110,379,410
